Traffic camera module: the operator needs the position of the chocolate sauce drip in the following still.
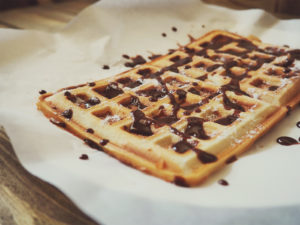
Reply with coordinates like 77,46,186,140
226,155,237,164
87,97,101,106
181,103,200,111
79,154,89,160
297,121,300,128
206,64,222,72
194,62,205,68
194,148,218,163
214,114,238,126
124,55,147,68
162,33,167,37
39,90,46,95
100,139,109,146
149,54,162,60
117,77,142,88
129,110,153,136
164,57,192,73
122,54,130,59
88,82,96,87
266,68,283,76
268,85,279,91
188,87,200,95
174,176,189,187
170,55,181,62
86,128,94,134
277,136,299,146
237,39,257,51
275,56,294,68
137,68,153,77
176,89,187,101
122,96,146,110
184,47,195,55
185,117,210,140
64,91,76,103
195,49,209,58
50,118,66,128
288,49,300,60
261,47,286,57
102,65,110,70
95,82,123,99
172,27,177,32
251,78,264,88
221,74,249,96
170,128,217,164
197,74,208,81
62,109,73,119
137,87,167,102
218,179,229,186
84,139,103,151
153,110,178,125
200,35,234,50
222,92,245,112
172,140,194,153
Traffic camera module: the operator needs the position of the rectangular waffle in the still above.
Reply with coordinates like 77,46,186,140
37,30,300,187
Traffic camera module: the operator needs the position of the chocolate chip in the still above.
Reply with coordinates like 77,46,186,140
39,90,47,95
86,128,94,134
79,154,89,160
62,109,73,119
100,139,109,146
103,65,110,70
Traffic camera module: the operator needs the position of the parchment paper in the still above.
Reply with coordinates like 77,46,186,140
1,0,300,224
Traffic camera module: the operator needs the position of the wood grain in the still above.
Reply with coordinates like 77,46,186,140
0,126,100,225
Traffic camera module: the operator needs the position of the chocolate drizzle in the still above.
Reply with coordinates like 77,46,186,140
218,179,229,186
137,87,167,102
170,127,217,164
185,117,210,140
124,55,147,68
172,140,194,153
222,92,245,112
174,176,189,187
84,139,103,151
128,110,153,136
50,118,66,128
100,139,109,146
39,90,47,95
79,154,89,160
95,83,123,99
226,155,237,164
61,109,73,119
215,114,238,126
277,136,299,146
121,96,146,110
117,77,142,88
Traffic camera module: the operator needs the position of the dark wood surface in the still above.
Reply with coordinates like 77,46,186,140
0,126,100,225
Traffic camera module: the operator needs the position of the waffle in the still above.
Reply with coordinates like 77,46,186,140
37,30,300,187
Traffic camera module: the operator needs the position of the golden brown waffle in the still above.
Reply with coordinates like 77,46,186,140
37,30,300,187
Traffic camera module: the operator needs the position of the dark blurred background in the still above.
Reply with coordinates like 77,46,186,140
203,0,300,16
0,0,299,16
0,0,67,11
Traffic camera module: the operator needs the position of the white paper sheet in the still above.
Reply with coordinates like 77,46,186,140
1,0,300,224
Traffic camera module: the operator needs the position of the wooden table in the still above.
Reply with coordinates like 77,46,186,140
0,2,100,224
